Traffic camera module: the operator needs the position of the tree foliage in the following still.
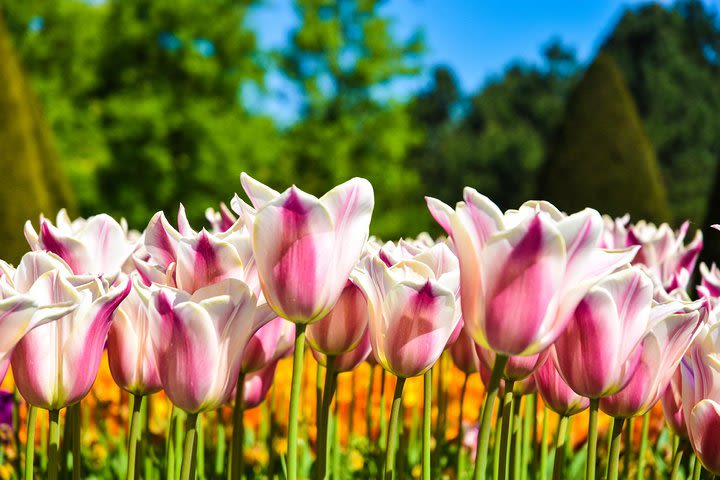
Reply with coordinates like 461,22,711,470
0,10,75,262
540,53,671,222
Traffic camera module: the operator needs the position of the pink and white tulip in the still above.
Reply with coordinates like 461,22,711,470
0,253,80,382
10,258,130,410
449,326,480,375
356,243,460,378
534,356,589,416
237,173,374,323
241,316,295,374
681,322,720,474
25,210,138,276
240,360,278,410
553,267,653,399
312,327,372,373
306,279,370,356
427,191,637,356
107,274,162,395
148,279,273,413
600,301,704,417
601,216,702,292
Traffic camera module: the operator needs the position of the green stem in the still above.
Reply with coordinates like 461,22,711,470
25,406,37,480
692,454,702,480
525,394,536,480
70,403,81,480
551,415,568,480
636,413,649,480
331,400,341,480
422,369,432,480
456,373,469,475
231,372,246,480
473,354,509,480
48,409,60,480
60,405,72,479
493,395,505,480
197,414,205,479
603,417,615,480
175,409,186,479
498,381,515,480
166,406,176,480
669,437,684,480
316,356,337,480
214,409,226,477
287,324,306,480
127,395,144,480
379,368,388,451
365,364,376,440
607,417,625,480
539,407,548,480
384,376,406,480
585,398,599,480
180,413,198,480
623,416,633,476
13,388,21,476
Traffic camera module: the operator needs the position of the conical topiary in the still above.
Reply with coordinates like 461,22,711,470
0,11,75,263
538,53,671,222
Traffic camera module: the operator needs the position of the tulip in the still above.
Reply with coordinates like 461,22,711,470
306,279,369,356
681,322,720,474
238,172,374,324
0,252,79,383
601,216,702,292
699,262,720,298
534,356,589,416
600,301,704,418
312,326,371,373
205,202,237,234
11,268,130,410
107,274,162,396
553,267,653,480
660,367,687,437
449,326,480,375
427,192,637,357
356,243,458,480
25,210,137,276
241,360,278,410
237,173,373,480
147,279,272,414
241,316,295,374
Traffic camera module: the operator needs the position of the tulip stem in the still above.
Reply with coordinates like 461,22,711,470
493,395,505,480
365,364,376,440
669,437,683,480
607,417,625,480
180,412,198,480
539,407,548,480
287,323,307,480
384,376,406,480
422,369,432,480
127,395,144,480
70,403,81,480
522,394,535,480
48,409,60,480
379,368,387,451
692,454,702,480
623,416,633,475
166,406,176,480
636,413,649,480
551,415,568,480
585,398,599,480
456,372,469,474
214,409,226,477
25,406,37,480
317,356,337,480
230,372,246,480
473,354,509,480
498,381,515,480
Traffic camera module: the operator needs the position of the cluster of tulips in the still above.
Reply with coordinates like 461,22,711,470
2,172,720,480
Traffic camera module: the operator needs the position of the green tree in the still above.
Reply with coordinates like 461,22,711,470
601,0,720,224
539,53,670,222
94,0,283,228
1,0,108,215
280,0,426,238
0,10,75,262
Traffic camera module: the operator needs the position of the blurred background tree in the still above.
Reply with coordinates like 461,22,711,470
1,0,719,250
539,53,671,221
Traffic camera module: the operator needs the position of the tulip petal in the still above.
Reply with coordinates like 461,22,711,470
480,214,566,355
240,172,280,209
145,212,182,269
689,399,720,475
175,231,245,293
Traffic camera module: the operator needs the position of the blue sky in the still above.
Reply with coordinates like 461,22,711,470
245,0,711,122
